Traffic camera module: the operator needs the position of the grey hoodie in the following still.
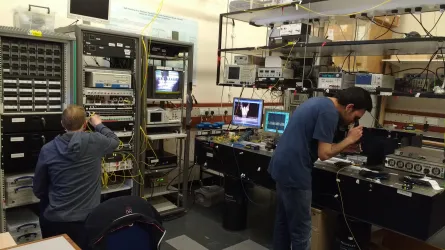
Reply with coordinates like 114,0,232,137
33,123,119,222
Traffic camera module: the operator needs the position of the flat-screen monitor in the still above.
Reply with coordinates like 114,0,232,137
232,98,264,128
264,109,291,134
68,0,110,23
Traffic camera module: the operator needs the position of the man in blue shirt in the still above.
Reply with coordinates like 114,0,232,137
268,87,372,250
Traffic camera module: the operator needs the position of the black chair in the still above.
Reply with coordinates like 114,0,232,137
85,196,165,250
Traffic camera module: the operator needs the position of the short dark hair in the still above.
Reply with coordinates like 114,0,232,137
334,87,373,112
62,105,86,131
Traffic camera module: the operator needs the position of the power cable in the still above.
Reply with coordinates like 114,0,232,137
336,167,362,250
410,13,433,37
296,0,392,17
365,16,407,36
428,11,444,36
374,16,396,40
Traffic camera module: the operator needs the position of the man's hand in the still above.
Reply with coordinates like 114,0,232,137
346,125,363,144
89,114,102,127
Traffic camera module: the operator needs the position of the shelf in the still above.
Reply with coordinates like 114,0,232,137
145,164,178,175
101,183,132,194
220,37,445,57
147,133,187,140
147,123,182,128
144,186,178,199
382,59,445,66
147,98,183,102
391,92,445,99
307,88,445,100
5,199,39,209
149,55,187,61
223,1,443,26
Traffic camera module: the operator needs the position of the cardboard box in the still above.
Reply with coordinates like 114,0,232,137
311,208,335,250
329,16,398,73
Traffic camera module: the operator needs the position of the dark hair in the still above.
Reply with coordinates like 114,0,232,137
334,87,373,112
62,105,86,131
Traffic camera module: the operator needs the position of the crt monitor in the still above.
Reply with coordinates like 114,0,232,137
264,109,291,134
152,69,183,99
68,0,110,23
232,98,264,128
227,66,241,80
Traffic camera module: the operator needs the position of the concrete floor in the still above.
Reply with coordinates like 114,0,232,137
162,186,275,250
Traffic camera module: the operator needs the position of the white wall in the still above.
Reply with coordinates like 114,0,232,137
0,0,270,103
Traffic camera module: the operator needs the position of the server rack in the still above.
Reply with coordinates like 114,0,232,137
141,36,193,217
56,25,142,200
0,27,75,238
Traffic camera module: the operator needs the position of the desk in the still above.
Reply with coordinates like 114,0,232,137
0,233,16,249
195,137,445,244
1,235,80,250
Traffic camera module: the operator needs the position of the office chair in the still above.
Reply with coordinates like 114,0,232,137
85,196,165,250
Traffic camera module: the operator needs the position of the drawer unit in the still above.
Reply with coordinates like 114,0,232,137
6,185,39,207
2,131,61,152
5,173,34,189
7,208,41,244
12,231,42,245
2,114,63,133
2,131,61,172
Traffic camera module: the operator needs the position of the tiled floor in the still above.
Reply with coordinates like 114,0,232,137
162,187,275,250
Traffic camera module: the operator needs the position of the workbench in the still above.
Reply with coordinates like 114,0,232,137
195,136,445,245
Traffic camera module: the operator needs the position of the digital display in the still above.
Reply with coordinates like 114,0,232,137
319,73,342,78
70,0,110,20
228,67,241,80
264,110,290,134
155,70,181,94
232,98,264,128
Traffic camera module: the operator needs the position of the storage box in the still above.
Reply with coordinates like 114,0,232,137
7,208,42,244
6,185,39,207
328,16,399,73
311,207,335,250
5,173,34,189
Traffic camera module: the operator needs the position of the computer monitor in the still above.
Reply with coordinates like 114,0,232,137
264,109,291,134
148,66,183,99
232,98,264,128
68,0,110,23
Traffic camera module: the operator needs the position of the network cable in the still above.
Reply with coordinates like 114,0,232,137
336,167,362,250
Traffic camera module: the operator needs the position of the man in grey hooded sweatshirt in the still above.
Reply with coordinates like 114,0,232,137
33,105,119,248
